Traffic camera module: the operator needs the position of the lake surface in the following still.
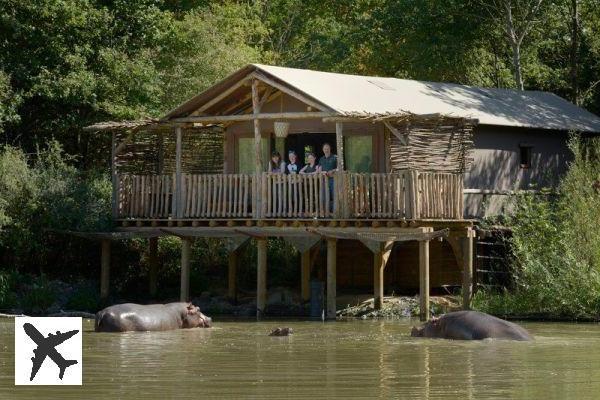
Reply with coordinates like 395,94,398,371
1,318,600,399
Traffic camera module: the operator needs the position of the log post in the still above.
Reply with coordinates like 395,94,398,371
175,126,183,219
372,241,393,310
335,122,344,171
301,249,311,302
252,79,263,218
228,249,238,300
374,251,383,310
148,237,158,297
100,239,111,300
419,239,430,321
256,238,268,318
462,229,474,310
326,238,337,320
111,132,119,220
180,237,191,302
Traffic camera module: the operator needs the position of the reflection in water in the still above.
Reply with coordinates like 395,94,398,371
2,319,600,399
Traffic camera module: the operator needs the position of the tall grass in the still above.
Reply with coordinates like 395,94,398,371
474,136,600,319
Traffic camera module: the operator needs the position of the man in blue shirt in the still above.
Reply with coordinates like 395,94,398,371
318,143,337,213
318,143,337,175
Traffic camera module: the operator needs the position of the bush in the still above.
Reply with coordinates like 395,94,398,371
20,275,57,314
0,271,18,310
474,136,600,319
65,285,101,312
0,141,112,275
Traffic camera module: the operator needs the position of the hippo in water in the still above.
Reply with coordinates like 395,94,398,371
95,302,212,332
411,310,532,341
269,327,293,336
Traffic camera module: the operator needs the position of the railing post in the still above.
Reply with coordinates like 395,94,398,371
410,170,420,219
175,126,183,219
252,79,263,220
111,132,119,220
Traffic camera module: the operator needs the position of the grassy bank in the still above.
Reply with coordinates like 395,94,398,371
473,136,600,321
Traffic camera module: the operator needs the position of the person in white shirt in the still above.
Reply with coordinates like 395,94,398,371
287,151,299,174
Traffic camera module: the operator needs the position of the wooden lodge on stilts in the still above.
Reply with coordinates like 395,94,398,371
83,64,481,321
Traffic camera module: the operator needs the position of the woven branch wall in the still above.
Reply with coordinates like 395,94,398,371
389,119,474,173
115,127,224,174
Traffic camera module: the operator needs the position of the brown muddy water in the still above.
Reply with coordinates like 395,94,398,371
1,318,600,399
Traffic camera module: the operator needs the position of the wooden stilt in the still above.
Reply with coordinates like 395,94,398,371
419,240,430,321
228,250,238,300
301,250,311,302
462,233,474,310
374,252,384,310
326,238,337,320
373,241,393,310
180,237,191,302
256,238,267,318
100,239,110,300
148,237,158,297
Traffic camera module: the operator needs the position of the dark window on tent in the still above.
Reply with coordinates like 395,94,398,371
519,145,532,169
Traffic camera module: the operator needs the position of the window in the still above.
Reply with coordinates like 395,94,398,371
519,144,532,169
345,135,373,172
237,137,270,173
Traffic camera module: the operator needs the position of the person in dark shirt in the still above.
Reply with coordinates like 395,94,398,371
317,143,337,176
300,153,317,174
317,143,337,213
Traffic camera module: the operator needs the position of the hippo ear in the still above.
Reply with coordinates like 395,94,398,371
186,304,197,315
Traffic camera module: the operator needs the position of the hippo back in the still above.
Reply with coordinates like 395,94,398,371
95,303,182,332
440,311,532,341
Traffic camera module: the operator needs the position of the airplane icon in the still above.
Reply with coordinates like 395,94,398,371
23,322,79,381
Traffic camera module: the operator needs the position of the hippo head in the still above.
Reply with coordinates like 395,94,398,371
411,317,441,338
182,303,212,328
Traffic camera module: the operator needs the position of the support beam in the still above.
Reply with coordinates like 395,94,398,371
111,132,118,219
228,250,238,300
100,239,111,300
326,238,337,320
335,122,344,171
301,250,311,302
180,237,191,302
373,241,394,310
148,237,158,297
256,238,268,318
419,240,430,321
175,126,183,218
193,74,251,115
252,72,327,111
171,111,336,124
252,79,263,219
462,232,474,310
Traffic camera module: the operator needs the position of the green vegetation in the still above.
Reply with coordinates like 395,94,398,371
473,137,600,320
1,1,600,315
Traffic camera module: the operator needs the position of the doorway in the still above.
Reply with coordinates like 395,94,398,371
283,133,336,166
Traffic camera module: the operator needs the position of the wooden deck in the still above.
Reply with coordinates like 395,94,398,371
116,171,464,221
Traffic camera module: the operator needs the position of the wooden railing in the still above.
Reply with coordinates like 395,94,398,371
262,173,333,218
116,171,464,220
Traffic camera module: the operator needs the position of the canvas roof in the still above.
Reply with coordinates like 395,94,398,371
164,64,600,133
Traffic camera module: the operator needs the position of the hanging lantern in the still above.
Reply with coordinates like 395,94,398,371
274,121,290,138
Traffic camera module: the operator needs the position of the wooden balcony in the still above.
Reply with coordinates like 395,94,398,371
116,171,464,221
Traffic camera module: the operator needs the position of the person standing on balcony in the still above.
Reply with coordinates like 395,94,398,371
317,143,337,175
300,153,318,174
269,151,286,173
286,151,299,174
318,143,337,213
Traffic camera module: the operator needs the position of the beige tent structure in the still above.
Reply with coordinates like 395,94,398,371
85,64,600,321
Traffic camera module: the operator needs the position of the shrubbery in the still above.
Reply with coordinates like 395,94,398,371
474,136,600,319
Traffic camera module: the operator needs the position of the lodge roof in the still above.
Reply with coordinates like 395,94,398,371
164,64,600,133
